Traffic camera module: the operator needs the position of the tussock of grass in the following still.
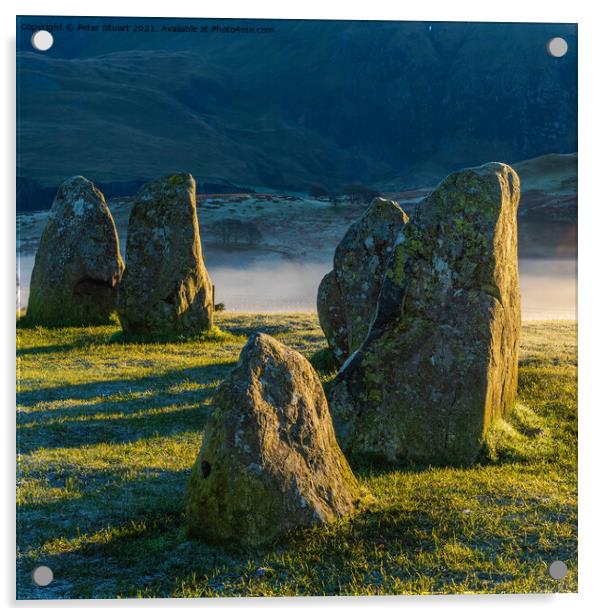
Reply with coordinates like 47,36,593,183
482,403,551,463
16,316,577,598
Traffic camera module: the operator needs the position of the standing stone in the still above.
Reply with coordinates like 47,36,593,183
329,163,521,466
316,271,348,365
26,176,124,326
185,333,361,547
117,173,213,337
317,198,409,365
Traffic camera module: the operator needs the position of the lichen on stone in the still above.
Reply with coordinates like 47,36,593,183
328,163,522,466
26,176,124,326
117,173,213,337
185,332,363,547
317,197,410,365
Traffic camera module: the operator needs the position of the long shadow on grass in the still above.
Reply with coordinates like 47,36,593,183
17,405,210,454
18,385,207,420
17,468,192,533
17,363,234,453
17,459,578,598
15,486,515,599
17,465,441,599
16,326,116,357
17,342,97,357
17,364,233,401
16,467,194,599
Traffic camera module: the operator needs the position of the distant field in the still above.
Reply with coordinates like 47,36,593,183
17,191,577,318
16,314,577,598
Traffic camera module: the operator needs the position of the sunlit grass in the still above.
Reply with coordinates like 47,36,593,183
16,315,577,598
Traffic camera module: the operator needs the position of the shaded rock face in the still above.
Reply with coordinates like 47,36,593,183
329,163,521,466
26,176,124,326
117,173,213,337
185,333,361,547
317,198,409,365
316,271,348,366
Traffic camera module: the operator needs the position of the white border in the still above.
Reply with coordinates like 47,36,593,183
3,1,600,614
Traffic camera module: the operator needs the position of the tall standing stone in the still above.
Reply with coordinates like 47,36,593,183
329,163,521,466
185,333,361,547
26,176,124,326
317,197,409,365
117,173,213,337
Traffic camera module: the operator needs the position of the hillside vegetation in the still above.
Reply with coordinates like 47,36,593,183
17,19,576,198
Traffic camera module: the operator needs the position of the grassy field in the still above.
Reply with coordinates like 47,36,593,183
16,314,577,599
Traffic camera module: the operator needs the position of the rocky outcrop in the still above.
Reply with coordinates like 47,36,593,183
185,332,361,547
328,163,522,466
117,173,213,337
26,176,124,326
317,198,409,364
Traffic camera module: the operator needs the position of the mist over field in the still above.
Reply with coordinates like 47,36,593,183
16,152,577,321
17,190,577,320
16,251,577,319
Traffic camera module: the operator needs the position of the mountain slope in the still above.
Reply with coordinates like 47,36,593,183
17,18,577,205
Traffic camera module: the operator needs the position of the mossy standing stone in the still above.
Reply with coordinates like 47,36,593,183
26,176,124,326
328,163,521,466
185,332,362,547
117,173,213,337
317,197,409,365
